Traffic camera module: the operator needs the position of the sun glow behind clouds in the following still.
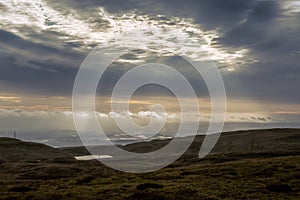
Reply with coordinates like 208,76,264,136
0,0,251,69
282,0,300,14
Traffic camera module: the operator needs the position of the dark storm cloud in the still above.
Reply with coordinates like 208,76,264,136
218,2,300,104
0,29,82,59
46,0,257,29
96,53,209,98
0,29,85,95
220,0,280,46
149,0,300,104
1,0,299,104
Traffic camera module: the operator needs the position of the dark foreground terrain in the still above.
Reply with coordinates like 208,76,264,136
0,129,299,199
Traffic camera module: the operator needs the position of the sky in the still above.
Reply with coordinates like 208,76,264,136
0,0,299,143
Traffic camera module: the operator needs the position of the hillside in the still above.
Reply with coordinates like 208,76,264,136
62,128,300,157
0,137,75,163
0,129,299,199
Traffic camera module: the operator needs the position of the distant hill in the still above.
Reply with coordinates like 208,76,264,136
124,128,300,153
0,137,75,163
1,128,299,163
62,128,300,157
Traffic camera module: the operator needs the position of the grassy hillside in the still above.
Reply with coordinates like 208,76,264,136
0,129,299,199
0,154,299,199
0,137,75,163
61,128,300,156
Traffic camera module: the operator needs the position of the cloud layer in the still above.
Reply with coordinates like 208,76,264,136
0,0,299,134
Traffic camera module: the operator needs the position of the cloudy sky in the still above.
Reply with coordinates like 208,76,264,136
0,0,299,142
